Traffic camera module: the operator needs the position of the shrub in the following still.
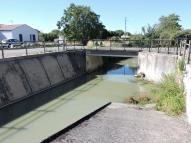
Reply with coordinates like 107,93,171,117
156,74,185,115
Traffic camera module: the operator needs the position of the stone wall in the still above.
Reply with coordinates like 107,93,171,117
0,51,86,108
138,52,178,82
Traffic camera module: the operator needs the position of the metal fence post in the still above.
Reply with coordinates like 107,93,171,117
1,49,4,59
25,45,28,56
187,40,191,64
62,40,64,51
176,40,179,55
0,43,4,59
57,41,60,52
149,40,152,52
74,40,75,50
167,41,170,54
95,40,97,50
65,40,67,51
110,40,111,51
43,42,46,54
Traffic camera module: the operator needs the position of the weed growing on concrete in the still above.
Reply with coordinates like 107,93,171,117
156,74,185,116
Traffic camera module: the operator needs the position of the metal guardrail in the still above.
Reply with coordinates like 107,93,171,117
0,40,86,59
89,39,183,57
0,39,191,62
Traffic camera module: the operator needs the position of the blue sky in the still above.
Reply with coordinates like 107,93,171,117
0,0,190,33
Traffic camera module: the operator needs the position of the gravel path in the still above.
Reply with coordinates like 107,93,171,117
51,103,191,143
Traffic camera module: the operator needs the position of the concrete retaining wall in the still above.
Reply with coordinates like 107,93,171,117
86,56,104,72
184,64,191,124
138,52,178,82
0,51,86,108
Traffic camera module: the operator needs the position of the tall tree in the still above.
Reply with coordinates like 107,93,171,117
156,14,182,39
57,4,105,44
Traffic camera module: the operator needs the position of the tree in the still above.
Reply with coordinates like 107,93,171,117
114,30,124,37
39,29,60,42
141,24,157,39
156,14,182,39
57,4,105,44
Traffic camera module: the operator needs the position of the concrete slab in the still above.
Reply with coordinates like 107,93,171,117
52,103,191,143
0,77,109,143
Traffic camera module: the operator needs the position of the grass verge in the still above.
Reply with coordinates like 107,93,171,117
156,74,185,116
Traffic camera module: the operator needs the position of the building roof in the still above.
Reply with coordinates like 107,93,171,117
0,24,25,31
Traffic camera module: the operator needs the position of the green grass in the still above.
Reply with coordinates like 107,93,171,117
125,74,185,116
156,74,185,116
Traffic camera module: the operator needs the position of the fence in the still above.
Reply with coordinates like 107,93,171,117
90,39,180,54
0,39,191,62
0,40,85,59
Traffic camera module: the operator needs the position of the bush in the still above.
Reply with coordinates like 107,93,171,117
156,74,185,115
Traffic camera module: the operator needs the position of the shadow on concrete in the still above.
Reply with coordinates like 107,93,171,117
0,72,99,127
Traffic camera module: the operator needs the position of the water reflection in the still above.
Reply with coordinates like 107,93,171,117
104,59,137,83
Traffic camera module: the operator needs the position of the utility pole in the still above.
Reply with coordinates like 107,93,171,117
125,17,127,39
125,17,127,38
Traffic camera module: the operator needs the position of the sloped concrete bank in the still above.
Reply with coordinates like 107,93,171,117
0,51,104,109
138,52,178,82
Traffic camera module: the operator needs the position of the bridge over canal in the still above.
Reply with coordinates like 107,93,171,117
0,39,187,59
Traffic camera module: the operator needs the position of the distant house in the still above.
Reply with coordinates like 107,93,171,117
0,24,38,42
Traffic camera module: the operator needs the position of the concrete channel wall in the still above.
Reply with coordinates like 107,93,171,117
0,51,88,108
138,52,178,82
86,56,104,72
184,64,191,124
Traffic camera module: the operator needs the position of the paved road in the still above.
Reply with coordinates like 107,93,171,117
52,103,191,143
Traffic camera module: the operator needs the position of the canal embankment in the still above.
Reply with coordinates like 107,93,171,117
138,52,178,82
0,51,86,108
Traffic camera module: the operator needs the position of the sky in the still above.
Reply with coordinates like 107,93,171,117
0,0,190,33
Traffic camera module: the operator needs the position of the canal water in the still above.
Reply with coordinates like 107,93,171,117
0,58,157,143
84,58,156,103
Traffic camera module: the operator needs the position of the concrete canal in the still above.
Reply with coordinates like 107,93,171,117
0,57,158,143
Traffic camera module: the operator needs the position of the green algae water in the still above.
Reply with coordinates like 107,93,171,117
83,58,158,103
0,57,159,143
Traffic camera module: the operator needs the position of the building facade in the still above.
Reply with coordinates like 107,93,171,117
0,24,38,42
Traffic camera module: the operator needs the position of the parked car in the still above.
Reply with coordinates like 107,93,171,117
1,39,23,48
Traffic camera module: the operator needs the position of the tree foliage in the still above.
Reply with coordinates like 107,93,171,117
141,24,157,39
57,4,105,44
156,14,182,39
39,29,60,42
139,14,184,40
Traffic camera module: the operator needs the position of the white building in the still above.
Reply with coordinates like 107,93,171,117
0,24,38,42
